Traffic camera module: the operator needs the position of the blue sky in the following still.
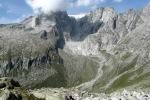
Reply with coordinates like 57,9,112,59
0,0,149,24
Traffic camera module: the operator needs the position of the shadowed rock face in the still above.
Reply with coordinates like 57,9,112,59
0,5,150,93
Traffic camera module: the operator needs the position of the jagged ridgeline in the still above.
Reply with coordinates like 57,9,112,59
0,4,150,93
0,11,98,89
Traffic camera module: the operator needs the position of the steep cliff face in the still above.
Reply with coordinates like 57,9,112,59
0,11,98,89
0,4,150,93
0,24,66,88
64,7,143,56
79,5,150,93
63,5,150,93
0,12,73,88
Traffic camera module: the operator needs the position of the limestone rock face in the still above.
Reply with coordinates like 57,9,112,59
65,7,143,55
142,4,150,20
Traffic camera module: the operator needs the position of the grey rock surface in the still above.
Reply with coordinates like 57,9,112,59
0,77,43,100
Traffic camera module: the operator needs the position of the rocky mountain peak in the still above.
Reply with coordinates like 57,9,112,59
82,7,116,23
101,7,117,22
142,3,150,20
23,11,71,28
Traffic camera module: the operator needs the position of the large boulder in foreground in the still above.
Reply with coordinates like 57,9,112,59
0,77,44,100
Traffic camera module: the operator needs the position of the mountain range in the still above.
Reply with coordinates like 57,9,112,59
0,4,150,100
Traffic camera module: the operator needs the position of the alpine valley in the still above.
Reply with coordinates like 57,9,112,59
0,4,150,100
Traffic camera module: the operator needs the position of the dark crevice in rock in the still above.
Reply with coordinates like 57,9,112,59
40,30,48,40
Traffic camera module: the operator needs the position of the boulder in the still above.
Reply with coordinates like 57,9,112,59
0,83,6,89
0,77,44,100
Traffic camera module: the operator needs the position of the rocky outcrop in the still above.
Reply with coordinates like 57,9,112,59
0,24,66,88
0,77,43,100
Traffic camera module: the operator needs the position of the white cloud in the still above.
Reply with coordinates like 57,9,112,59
69,13,87,19
76,0,105,7
76,0,93,6
26,0,68,14
114,0,123,3
25,0,106,14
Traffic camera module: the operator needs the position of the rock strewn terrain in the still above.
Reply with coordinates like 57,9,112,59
0,77,43,100
31,88,150,100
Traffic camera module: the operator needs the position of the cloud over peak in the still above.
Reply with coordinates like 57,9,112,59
76,0,105,7
26,0,68,14
25,0,124,14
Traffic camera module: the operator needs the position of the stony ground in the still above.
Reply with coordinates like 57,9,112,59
30,88,150,100
0,77,43,100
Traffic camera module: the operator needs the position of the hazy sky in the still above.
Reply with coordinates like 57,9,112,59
0,0,149,24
